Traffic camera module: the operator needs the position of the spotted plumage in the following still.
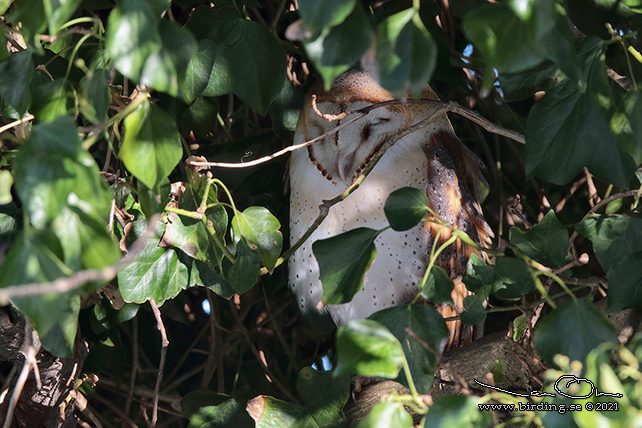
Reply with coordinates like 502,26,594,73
288,70,492,349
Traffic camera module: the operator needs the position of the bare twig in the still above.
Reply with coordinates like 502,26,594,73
2,321,42,428
149,300,168,428
583,168,600,207
200,289,218,389
123,317,139,427
187,99,525,170
607,67,635,91
227,300,299,403
0,114,35,134
0,215,161,303
554,176,587,213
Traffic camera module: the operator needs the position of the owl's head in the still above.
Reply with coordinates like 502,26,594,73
297,70,412,183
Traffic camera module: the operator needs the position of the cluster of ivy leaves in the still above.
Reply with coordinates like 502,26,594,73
0,0,641,426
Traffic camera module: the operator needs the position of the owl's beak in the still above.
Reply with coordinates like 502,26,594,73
337,150,355,181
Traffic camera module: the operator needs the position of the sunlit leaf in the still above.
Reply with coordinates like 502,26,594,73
357,401,412,428
304,5,373,88
297,0,356,34
232,207,283,269
120,99,183,190
118,223,190,305
371,305,448,393
335,319,404,378
184,391,253,428
377,9,437,96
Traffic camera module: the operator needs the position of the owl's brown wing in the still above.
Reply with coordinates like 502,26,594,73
422,129,493,350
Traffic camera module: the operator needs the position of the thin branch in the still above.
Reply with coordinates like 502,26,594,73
607,67,635,91
0,114,35,134
123,317,139,427
2,321,37,428
149,300,168,428
0,215,160,303
227,300,299,403
200,289,218,389
187,99,525,170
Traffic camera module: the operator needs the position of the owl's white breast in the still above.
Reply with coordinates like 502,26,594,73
288,132,430,325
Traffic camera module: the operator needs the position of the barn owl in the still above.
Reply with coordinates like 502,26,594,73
288,70,492,349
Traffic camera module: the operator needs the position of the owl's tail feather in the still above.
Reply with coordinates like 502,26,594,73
422,129,493,351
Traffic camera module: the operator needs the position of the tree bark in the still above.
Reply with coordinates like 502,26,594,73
0,306,88,428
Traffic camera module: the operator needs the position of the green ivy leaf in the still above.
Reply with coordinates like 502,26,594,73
371,305,448,393
181,97,218,138
45,0,82,35
246,368,351,427
184,40,217,102
139,20,197,97
463,3,546,74
163,214,213,263
384,187,429,232
492,258,536,300
611,88,642,165
422,395,489,427
525,38,636,187
79,69,111,124
13,117,111,227
137,178,171,218
498,63,559,102
247,396,300,427
312,227,379,305
357,401,413,428
227,239,260,294
0,229,79,357
0,170,13,205
510,210,569,269
0,51,33,115
304,5,373,89
120,99,183,190
335,319,404,378
575,213,642,273
463,253,494,293
189,6,286,115
232,207,283,269
297,0,356,34
106,0,161,81
606,252,642,312
377,9,437,97
90,299,139,335
296,367,351,426
183,391,253,428
30,79,75,123
118,223,190,305
52,199,120,274
534,298,617,366
460,294,487,325
419,266,454,304
465,255,534,301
